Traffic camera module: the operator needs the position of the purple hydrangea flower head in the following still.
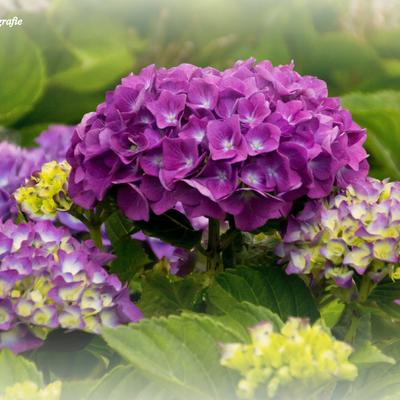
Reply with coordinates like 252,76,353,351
35,125,74,163
0,219,142,353
276,178,400,290
67,59,369,232
0,142,42,220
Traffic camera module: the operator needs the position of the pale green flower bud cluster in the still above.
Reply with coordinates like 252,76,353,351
0,381,61,400
220,318,357,399
14,161,72,217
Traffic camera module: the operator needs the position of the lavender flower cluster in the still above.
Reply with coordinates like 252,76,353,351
0,125,73,221
67,59,368,231
276,178,400,289
0,220,142,353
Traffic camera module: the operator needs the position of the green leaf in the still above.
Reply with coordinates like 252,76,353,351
211,265,319,321
369,280,400,320
342,91,400,180
138,271,209,318
111,237,151,282
320,298,345,329
14,88,104,140
351,342,395,366
0,29,45,126
340,363,400,400
102,313,244,400
61,380,97,400
207,281,284,338
105,210,137,245
86,365,169,400
0,349,43,391
136,210,202,250
105,210,150,281
49,0,136,92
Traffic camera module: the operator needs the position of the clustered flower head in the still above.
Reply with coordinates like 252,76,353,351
276,178,400,289
0,381,61,400
221,318,357,399
14,161,72,218
0,220,142,353
0,143,41,220
67,59,368,231
0,125,73,221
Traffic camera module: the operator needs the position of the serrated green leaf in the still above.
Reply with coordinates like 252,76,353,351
0,349,43,392
351,342,395,366
110,237,151,282
369,280,400,320
212,265,319,321
138,271,208,318
320,299,345,329
102,313,243,400
0,29,46,126
86,365,169,400
207,282,283,338
105,211,136,245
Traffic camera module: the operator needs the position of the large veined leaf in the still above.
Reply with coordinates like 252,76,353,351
369,280,400,320
48,0,137,92
138,271,208,318
210,265,319,321
102,313,248,400
337,363,400,400
207,281,284,338
0,29,45,126
86,365,170,400
0,349,43,391
342,91,400,180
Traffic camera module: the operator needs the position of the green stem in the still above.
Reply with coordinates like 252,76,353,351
207,218,222,273
344,312,359,343
69,205,105,250
89,224,104,250
358,274,373,303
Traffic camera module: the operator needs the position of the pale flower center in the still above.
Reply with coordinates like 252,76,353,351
222,139,234,151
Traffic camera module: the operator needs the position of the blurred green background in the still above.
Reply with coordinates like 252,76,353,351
1,0,400,179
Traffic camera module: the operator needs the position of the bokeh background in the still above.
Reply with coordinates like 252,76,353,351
1,0,400,180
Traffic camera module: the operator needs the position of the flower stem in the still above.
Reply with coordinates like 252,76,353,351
89,224,104,250
344,312,359,343
358,274,373,303
207,218,222,273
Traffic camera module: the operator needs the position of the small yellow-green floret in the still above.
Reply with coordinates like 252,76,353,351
221,318,357,399
14,161,71,217
0,381,61,400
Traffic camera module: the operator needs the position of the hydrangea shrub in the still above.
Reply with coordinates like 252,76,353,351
67,59,368,231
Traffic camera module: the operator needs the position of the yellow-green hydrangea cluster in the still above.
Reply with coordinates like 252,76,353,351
276,178,400,289
221,318,357,399
14,161,72,217
0,381,61,400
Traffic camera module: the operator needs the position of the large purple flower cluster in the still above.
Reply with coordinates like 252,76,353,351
0,125,74,221
0,220,142,353
67,59,368,231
